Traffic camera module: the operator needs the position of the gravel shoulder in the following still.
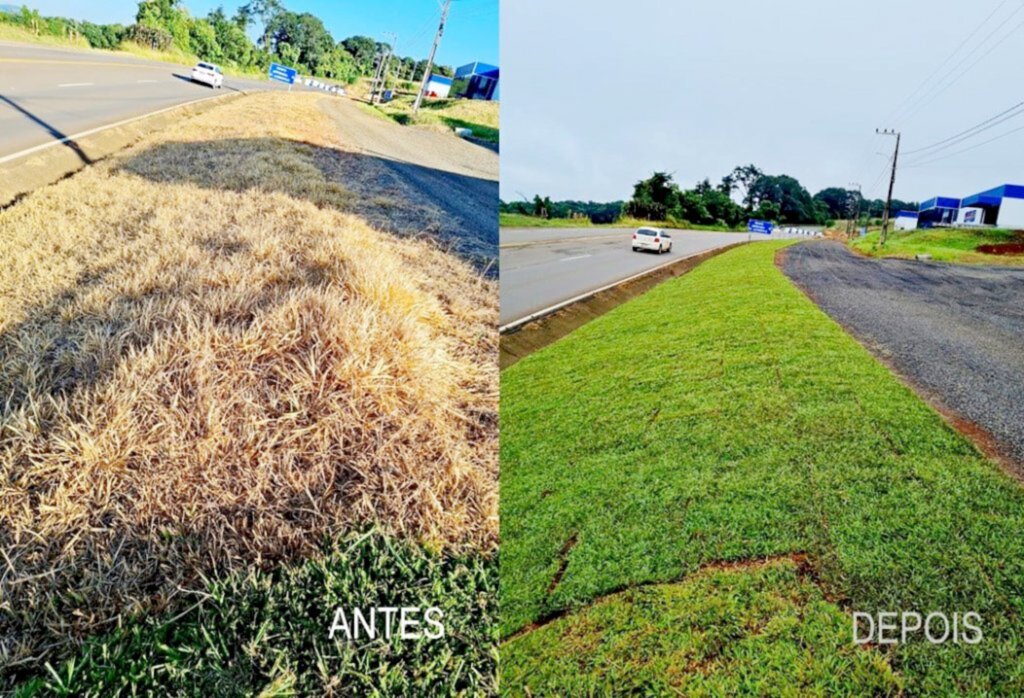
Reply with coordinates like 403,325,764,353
781,240,1024,470
318,97,498,268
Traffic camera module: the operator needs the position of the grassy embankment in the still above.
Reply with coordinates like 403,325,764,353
0,22,89,47
499,211,742,231
362,94,499,144
501,242,1024,694
1,91,497,694
0,23,267,79
851,227,1024,265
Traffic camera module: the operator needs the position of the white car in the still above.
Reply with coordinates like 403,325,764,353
190,62,223,89
632,227,672,253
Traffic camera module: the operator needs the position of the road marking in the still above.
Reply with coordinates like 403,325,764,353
0,58,163,69
500,245,743,333
57,82,94,87
0,93,233,165
560,254,592,262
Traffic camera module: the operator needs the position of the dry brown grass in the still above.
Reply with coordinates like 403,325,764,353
0,92,497,671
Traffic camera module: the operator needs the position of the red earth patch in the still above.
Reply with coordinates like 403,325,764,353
977,242,1024,255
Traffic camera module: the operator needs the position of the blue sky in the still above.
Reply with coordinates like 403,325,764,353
502,0,1024,203
22,0,497,68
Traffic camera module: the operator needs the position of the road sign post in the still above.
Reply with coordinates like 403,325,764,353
268,62,298,89
747,218,774,242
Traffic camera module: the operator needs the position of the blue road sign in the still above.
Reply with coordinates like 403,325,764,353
268,62,298,85
747,219,774,235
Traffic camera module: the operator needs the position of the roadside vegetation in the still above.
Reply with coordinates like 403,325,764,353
501,242,1024,693
499,211,741,231
368,94,499,143
365,95,499,144
851,227,1024,264
0,1,455,85
0,91,497,690
14,530,497,696
501,170,913,229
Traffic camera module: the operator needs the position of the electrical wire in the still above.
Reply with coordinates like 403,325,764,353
903,123,1024,168
903,100,1024,156
883,0,1010,126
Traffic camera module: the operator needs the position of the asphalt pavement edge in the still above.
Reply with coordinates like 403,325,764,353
0,91,242,208
500,242,746,369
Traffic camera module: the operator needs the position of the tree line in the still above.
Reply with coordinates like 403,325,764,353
503,166,918,227
0,1,454,84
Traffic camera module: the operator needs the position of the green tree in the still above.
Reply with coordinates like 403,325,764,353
625,172,680,221
136,0,191,52
239,0,282,48
720,164,763,209
208,7,254,67
188,18,220,61
813,187,855,220
341,35,377,75
265,11,334,72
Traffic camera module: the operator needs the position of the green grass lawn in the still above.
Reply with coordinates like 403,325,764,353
365,95,499,144
503,559,902,696
15,531,497,697
851,227,1024,264
500,241,1024,694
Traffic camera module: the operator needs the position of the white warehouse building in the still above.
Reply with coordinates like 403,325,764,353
956,184,1024,228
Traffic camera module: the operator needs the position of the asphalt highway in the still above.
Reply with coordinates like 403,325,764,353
782,240,1024,468
0,41,286,161
500,227,820,326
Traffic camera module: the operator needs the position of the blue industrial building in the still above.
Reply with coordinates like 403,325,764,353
916,185,1024,228
918,196,961,226
452,62,499,101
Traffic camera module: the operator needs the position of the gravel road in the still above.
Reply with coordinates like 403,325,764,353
781,241,1024,468
319,97,498,269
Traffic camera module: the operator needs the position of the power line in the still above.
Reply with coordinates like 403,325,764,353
900,8,1024,124
903,99,1024,155
883,0,1010,126
903,123,1024,168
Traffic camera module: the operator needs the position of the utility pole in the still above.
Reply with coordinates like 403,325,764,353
373,33,397,104
847,182,861,239
369,45,386,103
413,0,452,114
876,128,900,247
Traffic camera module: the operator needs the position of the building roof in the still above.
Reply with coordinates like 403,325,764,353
920,196,961,211
896,210,919,218
960,184,1024,208
455,61,500,79
426,74,453,86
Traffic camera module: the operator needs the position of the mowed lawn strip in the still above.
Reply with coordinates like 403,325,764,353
503,559,902,696
500,241,1024,693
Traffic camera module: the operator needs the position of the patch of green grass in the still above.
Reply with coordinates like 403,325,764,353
0,23,90,48
851,227,1024,264
15,530,497,697
503,559,902,695
364,96,500,143
499,212,596,228
500,241,1024,693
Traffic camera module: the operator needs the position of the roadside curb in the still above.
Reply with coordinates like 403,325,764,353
0,90,245,208
501,244,737,334
500,242,747,368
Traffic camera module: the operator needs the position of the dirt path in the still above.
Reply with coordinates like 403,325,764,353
318,97,498,269
781,241,1024,471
